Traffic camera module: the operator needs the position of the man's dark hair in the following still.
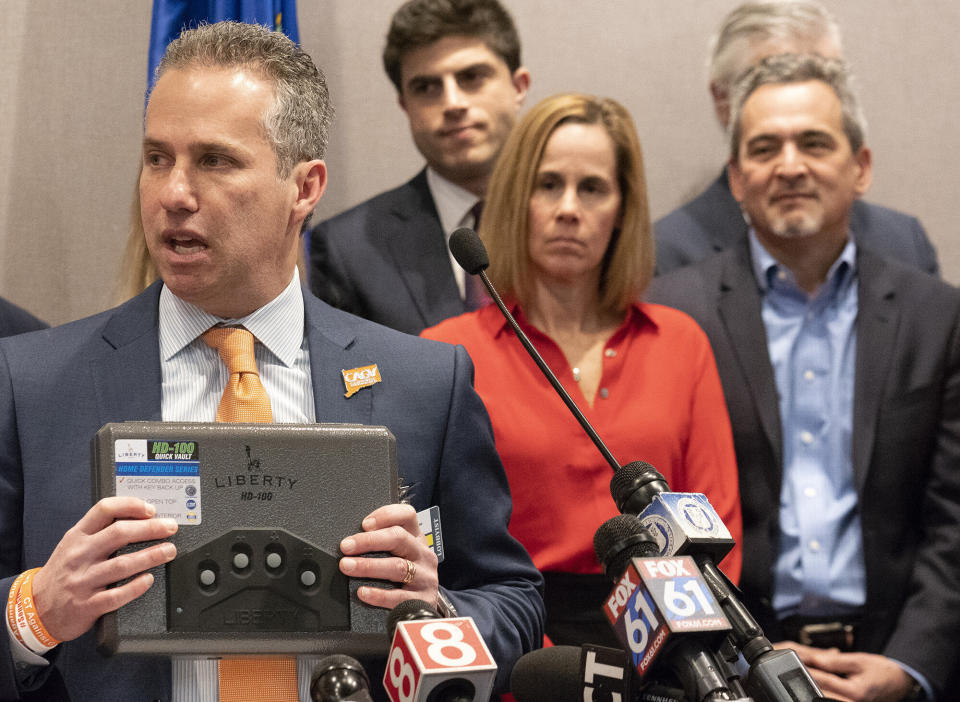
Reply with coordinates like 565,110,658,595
383,0,521,92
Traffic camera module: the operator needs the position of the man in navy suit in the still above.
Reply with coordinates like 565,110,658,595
0,297,46,337
0,22,542,700
309,0,530,334
649,54,960,701
654,0,939,276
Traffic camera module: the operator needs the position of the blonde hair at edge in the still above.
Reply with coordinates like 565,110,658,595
480,93,653,317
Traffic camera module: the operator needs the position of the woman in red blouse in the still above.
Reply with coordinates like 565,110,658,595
422,94,741,647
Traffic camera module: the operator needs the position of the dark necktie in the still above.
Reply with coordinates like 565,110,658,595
463,201,490,311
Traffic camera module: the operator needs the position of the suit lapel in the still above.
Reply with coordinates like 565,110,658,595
89,283,164,423
304,292,373,425
385,171,465,328
716,244,783,469
851,250,899,491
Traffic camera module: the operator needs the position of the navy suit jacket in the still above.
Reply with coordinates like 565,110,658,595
0,282,543,700
648,243,960,696
0,298,46,338
654,171,940,276
309,170,467,335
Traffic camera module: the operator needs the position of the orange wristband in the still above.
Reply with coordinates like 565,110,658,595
6,570,28,648
18,568,59,651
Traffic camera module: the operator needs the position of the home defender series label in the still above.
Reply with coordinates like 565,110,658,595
114,439,202,525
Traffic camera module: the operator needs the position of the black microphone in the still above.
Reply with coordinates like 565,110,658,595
510,644,640,702
383,599,497,702
449,227,620,471
311,654,375,702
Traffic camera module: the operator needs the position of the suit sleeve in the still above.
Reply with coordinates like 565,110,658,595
882,306,960,695
432,345,544,692
653,215,698,275
0,344,60,700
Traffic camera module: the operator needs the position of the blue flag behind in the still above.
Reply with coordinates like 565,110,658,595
147,0,299,89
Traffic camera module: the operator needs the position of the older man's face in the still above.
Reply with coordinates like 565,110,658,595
140,66,325,318
729,80,871,249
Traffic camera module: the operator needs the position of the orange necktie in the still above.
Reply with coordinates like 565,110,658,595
202,327,296,701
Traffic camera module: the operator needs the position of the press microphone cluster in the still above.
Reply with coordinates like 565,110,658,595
607,464,829,702
383,599,497,702
593,515,745,701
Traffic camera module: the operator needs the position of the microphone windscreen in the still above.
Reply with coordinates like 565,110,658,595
509,646,582,702
610,460,669,514
386,598,439,637
449,227,489,274
594,514,660,580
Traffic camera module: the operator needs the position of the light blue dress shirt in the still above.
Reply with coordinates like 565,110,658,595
748,233,864,618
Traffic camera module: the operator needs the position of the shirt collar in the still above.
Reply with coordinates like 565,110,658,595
748,228,857,296
158,270,305,367
426,167,481,236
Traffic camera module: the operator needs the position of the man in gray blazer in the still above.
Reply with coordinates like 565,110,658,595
650,54,959,701
0,22,542,700
654,0,938,276
309,0,530,334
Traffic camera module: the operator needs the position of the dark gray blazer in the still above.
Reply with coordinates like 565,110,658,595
0,282,544,700
309,170,467,335
654,171,940,276
648,242,960,696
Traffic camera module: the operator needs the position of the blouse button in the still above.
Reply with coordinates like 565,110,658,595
604,348,617,358
599,388,609,399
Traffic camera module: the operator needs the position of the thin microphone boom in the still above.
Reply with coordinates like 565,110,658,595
449,227,620,472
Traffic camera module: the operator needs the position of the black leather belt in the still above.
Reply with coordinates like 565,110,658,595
778,615,859,650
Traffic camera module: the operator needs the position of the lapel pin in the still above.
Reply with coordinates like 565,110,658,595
342,363,381,398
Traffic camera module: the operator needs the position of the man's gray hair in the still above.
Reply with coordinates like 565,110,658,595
728,53,867,160
709,1,842,96
154,21,334,177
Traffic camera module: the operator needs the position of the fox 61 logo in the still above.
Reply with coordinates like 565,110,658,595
605,557,729,677
384,617,495,702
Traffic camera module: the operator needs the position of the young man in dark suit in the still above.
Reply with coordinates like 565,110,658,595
650,54,959,702
309,0,530,334
0,21,542,700
654,0,938,277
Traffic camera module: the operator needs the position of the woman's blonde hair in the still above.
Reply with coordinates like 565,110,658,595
116,173,158,303
481,93,653,315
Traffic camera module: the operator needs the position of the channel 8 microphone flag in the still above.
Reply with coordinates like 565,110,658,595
147,0,300,91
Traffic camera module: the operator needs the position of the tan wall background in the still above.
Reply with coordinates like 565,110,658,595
2,1,957,325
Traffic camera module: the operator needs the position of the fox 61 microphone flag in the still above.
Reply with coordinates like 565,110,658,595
383,616,497,702
604,556,730,677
